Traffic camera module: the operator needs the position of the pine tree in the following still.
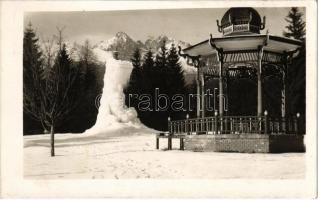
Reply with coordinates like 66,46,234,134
130,48,142,93
23,23,43,89
131,48,142,69
130,49,155,128
166,44,185,95
154,40,168,91
125,48,143,107
143,50,155,68
155,41,168,68
283,7,306,132
23,23,44,133
283,7,306,40
142,49,155,93
289,46,305,115
166,44,186,119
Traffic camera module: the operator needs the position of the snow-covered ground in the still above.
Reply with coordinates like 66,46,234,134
24,130,305,179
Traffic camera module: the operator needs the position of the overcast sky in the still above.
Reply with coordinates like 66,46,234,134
24,7,306,45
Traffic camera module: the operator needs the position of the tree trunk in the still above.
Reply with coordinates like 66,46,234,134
50,125,55,157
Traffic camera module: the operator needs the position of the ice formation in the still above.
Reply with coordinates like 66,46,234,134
85,51,142,134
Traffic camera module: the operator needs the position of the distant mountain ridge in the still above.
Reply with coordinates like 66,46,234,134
93,32,191,61
91,32,196,84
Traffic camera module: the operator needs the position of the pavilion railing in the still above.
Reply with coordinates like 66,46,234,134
168,115,301,135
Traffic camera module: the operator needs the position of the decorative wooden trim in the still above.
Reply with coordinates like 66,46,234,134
260,16,266,30
209,34,223,53
178,45,201,68
216,20,222,33
223,51,259,63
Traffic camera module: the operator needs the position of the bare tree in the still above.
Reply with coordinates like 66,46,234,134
40,36,57,80
24,26,84,156
45,44,83,156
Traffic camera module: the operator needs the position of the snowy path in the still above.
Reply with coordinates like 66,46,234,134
24,132,305,179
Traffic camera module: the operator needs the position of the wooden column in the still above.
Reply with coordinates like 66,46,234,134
281,53,289,133
257,46,264,117
281,85,286,118
282,53,288,119
218,52,224,134
201,74,205,118
218,52,224,117
225,71,229,115
196,71,201,118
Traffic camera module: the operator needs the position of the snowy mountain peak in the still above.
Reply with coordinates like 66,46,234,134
116,31,129,37
94,32,134,51
144,35,190,52
115,31,131,42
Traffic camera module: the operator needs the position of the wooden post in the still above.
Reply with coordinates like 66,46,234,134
185,120,188,134
218,52,224,117
295,113,300,134
195,118,199,134
168,137,172,150
180,138,184,150
264,112,268,135
281,85,287,133
282,117,286,133
201,74,205,118
196,71,201,118
215,112,218,134
257,46,264,117
177,122,179,134
225,73,229,116
156,137,159,149
239,117,242,133
230,117,233,134
186,114,190,135
216,49,224,134
168,117,171,133
50,125,55,157
282,52,289,133
249,117,252,133
218,51,224,134
257,46,264,134
224,117,228,134
190,120,193,133
281,82,286,118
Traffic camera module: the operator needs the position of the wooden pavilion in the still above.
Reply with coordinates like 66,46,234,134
157,7,305,153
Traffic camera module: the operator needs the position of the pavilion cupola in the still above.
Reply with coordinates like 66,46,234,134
217,7,266,36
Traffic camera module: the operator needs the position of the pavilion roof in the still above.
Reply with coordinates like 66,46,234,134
183,34,302,57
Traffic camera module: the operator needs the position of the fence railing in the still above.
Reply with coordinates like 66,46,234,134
168,115,301,135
